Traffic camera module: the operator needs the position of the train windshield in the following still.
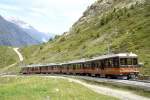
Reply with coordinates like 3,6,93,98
120,58,138,66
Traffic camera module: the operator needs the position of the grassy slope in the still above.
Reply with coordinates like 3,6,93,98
21,0,150,75
0,76,118,100
0,46,19,73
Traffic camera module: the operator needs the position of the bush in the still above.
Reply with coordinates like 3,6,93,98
54,35,61,39
40,46,43,50
126,13,131,17
59,37,66,42
48,38,53,42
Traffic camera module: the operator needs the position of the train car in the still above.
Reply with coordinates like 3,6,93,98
58,53,139,79
21,53,140,79
21,64,60,74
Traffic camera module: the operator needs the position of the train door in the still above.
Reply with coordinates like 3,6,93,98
100,60,105,77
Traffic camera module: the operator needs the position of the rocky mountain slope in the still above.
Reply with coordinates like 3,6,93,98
0,15,40,47
21,0,150,75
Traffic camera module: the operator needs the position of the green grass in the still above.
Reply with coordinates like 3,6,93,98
0,46,19,73
0,76,119,100
0,46,18,68
21,0,150,75
0,63,21,74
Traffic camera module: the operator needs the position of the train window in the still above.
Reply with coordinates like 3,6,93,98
106,59,110,67
70,64,73,69
79,64,81,68
95,62,99,68
103,59,106,67
86,63,88,67
51,66,54,70
82,63,84,68
106,59,112,67
83,63,87,69
85,62,91,67
75,64,77,68
96,62,98,67
73,66,76,70
77,64,79,67
91,62,95,69
73,64,75,69
99,62,101,68
91,62,95,67
79,63,81,68
109,59,113,67
85,63,89,67
98,61,101,68
76,64,78,68
106,59,109,67
120,58,127,65
87,63,89,67
78,64,80,68
127,58,132,65
113,57,119,67
79,63,82,68
133,58,138,65
62,65,64,69
89,63,92,68
108,59,111,67
120,58,137,65
101,60,105,69
107,59,110,67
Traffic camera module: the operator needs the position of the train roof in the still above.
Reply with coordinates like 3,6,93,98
23,63,60,68
88,52,137,61
23,53,137,68
61,53,137,64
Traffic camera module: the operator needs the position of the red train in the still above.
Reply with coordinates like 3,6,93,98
21,53,140,79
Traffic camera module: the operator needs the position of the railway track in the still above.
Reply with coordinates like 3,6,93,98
50,74,150,91
131,79,150,83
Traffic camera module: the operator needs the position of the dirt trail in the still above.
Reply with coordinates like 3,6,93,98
0,63,17,73
13,48,23,62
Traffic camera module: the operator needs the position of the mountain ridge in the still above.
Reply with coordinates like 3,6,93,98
0,15,40,47
6,17,53,43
